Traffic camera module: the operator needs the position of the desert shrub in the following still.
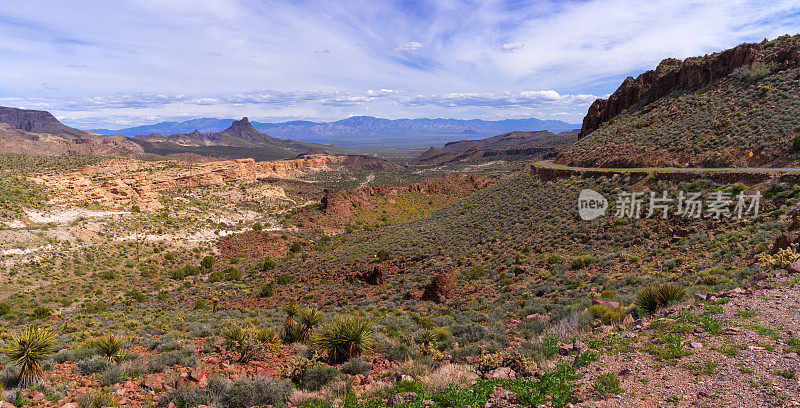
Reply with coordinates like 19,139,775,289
201,256,215,269
300,364,340,391
209,271,224,283
312,315,374,364
731,62,775,83
79,391,118,408
101,365,124,386
255,327,282,352
146,348,197,373
252,222,263,231
77,356,111,375
224,267,243,281
259,259,277,271
298,309,323,343
32,307,51,319
167,376,293,408
276,274,292,285
127,290,146,302
52,347,98,364
635,283,686,314
426,363,478,394
258,282,274,298
0,302,9,316
2,326,54,385
340,357,372,375
588,304,625,324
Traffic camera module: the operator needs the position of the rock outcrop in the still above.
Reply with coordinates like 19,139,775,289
31,154,356,212
579,36,800,138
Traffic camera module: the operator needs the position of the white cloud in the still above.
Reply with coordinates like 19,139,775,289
394,41,423,52
501,42,524,53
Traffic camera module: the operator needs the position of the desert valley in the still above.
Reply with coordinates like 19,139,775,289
2,3,800,408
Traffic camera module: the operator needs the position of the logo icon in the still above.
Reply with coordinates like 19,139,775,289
578,189,607,220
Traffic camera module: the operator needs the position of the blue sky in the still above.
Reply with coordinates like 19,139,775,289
0,0,799,129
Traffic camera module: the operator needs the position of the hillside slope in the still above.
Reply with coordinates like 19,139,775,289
411,130,577,166
557,34,800,168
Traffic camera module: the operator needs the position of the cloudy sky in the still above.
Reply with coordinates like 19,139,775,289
1,0,799,129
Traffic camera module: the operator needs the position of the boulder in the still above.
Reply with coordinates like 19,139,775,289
421,272,456,303
787,261,800,274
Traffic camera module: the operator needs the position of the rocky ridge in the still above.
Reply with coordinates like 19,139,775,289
579,35,800,138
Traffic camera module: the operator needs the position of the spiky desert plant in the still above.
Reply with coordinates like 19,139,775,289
312,315,374,364
94,334,125,363
283,301,300,343
2,325,54,386
654,283,686,306
255,328,283,352
298,308,323,343
635,283,686,314
222,322,257,363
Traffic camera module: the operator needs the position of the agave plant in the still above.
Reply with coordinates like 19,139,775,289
282,301,300,343
312,315,374,363
298,308,323,342
94,334,125,363
2,325,54,385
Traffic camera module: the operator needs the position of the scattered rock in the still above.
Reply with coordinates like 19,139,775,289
387,392,418,406
485,388,518,408
486,367,517,380
787,261,800,274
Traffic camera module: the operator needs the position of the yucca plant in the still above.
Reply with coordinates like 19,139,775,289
312,315,374,364
222,322,257,363
2,326,54,386
255,327,283,352
283,301,300,343
298,308,323,342
94,334,125,363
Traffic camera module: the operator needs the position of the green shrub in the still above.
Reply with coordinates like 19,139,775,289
201,256,215,269
224,267,243,281
592,373,622,398
0,302,10,316
276,274,292,285
258,282,274,298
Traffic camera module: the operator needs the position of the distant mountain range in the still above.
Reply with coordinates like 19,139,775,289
131,117,355,161
93,116,579,150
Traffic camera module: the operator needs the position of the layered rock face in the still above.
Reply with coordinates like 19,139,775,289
31,154,350,212
579,37,800,138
